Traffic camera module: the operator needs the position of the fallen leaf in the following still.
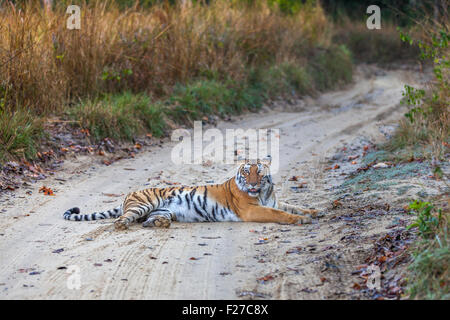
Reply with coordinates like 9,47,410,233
333,200,342,208
39,186,55,196
257,275,274,283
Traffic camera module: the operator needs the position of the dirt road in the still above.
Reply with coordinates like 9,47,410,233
0,65,424,299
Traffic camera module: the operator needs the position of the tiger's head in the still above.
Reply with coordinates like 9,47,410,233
235,158,273,197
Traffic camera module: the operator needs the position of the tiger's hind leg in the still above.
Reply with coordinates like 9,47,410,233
142,208,173,229
114,193,154,230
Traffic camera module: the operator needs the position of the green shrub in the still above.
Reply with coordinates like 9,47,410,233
167,80,235,123
407,200,442,239
405,200,449,299
0,108,44,162
307,45,353,91
67,93,165,142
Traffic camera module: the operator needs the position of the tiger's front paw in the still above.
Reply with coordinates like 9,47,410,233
295,215,312,225
114,217,130,230
306,209,319,218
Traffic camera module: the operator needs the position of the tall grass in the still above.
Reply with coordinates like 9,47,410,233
0,0,356,155
0,0,331,114
0,107,44,162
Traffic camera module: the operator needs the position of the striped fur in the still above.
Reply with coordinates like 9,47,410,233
63,159,317,229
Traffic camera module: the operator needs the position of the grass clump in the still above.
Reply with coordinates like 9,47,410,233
0,108,44,162
249,63,312,99
67,93,165,142
405,199,449,299
167,80,235,123
306,45,353,91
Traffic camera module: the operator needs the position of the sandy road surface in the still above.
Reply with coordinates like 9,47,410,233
0,65,422,299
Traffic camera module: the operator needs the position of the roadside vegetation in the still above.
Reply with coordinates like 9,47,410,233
406,199,449,299
355,9,448,299
0,0,354,159
398,20,449,299
2,0,430,161
388,21,449,162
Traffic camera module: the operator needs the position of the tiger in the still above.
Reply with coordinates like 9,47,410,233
63,158,318,230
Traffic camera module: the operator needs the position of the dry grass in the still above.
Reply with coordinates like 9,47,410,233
0,0,331,114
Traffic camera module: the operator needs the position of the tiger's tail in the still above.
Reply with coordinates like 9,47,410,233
63,205,123,221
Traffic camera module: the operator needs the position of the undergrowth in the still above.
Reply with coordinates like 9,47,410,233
0,108,44,163
68,46,353,143
406,199,449,300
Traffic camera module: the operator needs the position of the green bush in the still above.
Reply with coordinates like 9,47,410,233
67,92,165,142
0,108,44,162
405,200,449,299
407,200,442,239
307,45,353,91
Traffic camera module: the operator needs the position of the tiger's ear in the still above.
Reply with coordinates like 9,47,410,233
259,155,272,166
